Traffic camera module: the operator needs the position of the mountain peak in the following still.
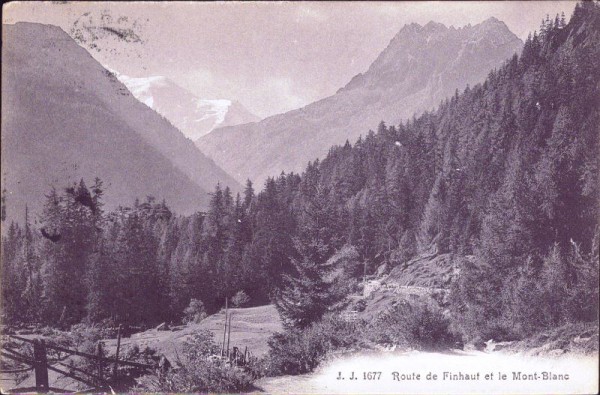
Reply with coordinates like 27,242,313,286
391,17,515,46
473,16,514,35
423,21,448,31
482,16,502,24
113,71,259,140
396,22,422,35
470,16,521,45
359,16,521,92
198,16,525,186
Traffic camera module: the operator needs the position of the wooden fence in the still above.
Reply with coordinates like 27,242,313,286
0,329,157,393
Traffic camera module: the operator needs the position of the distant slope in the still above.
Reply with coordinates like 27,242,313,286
1,22,239,222
115,73,260,140
197,18,523,185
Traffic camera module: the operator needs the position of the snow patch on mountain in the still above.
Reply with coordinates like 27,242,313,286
194,99,231,125
111,70,259,140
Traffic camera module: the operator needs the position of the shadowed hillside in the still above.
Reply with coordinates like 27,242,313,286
1,22,240,222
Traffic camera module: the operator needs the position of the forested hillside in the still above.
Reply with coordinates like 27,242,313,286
2,3,598,342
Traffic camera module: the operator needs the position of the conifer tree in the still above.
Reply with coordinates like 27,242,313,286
274,179,337,328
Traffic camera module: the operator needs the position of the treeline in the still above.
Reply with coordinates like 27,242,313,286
2,3,599,340
1,178,282,326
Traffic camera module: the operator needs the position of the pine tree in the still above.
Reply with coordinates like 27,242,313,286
479,148,536,271
274,180,337,328
243,179,255,209
21,205,41,321
1,222,27,323
85,239,112,322
274,239,337,328
1,187,7,222
113,211,161,325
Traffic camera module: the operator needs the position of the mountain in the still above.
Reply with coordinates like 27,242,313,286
115,73,260,140
197,17,524,186
1,22,240,222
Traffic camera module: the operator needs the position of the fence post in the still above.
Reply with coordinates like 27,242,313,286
97,342,105,385
33,339,49,392
221,298,228,357
112,325,122,381
226,313,233,359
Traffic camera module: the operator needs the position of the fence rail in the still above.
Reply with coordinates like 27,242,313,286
2,317,256,393
42,342,154,369
1,327,158,393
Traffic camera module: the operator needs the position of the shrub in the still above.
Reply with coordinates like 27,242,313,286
121,343,158,365
183,299,207,324
232,290,250,307
408,304,458,348
329,245,363,300
65,323,106,346
137,330,254,392
351,298,367,312
372,300,458,350
266,314,361,376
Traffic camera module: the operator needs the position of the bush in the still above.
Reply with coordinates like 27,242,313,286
329,245,363,300
183,299,207,324
371,300,458,350
137,330,254,392
232,290,250,307
66,323,106,345
266,314,361,376
267,301,458,376
350,298,367,312
266,329,326,376
121,343,158,365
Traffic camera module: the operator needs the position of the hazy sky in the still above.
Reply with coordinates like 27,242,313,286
4,1,576,118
